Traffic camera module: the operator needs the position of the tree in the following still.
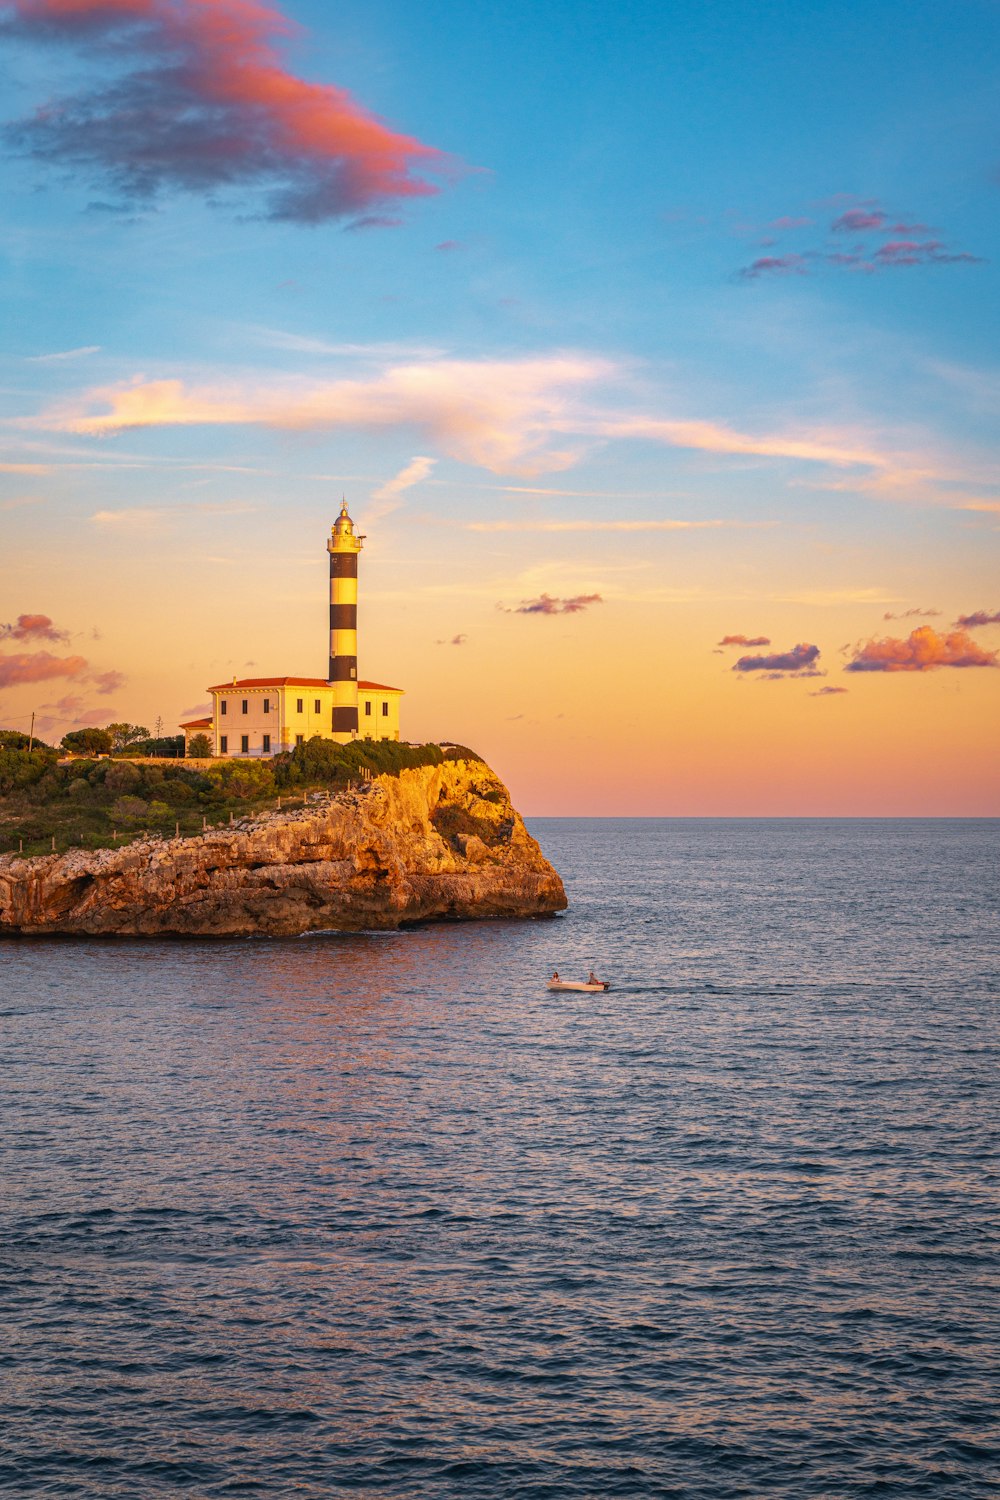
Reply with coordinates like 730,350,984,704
105,722,150,753
187,733,212,758
0,729,50,751
62,727,113,755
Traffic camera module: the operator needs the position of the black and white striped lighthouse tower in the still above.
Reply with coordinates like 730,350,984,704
327,500,364,740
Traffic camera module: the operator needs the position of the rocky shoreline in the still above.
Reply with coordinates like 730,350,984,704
0,759,567,937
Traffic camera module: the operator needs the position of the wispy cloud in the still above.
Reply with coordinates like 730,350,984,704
468,518,730,533
4,0,450,224
30,350,984,501
27,346,101,363
846,626,998,672
499,593,603,616
369,455,436,519
718,633,770,647
811,685,848,697
38,355,611,475
883,606,940,620
435,633,467,646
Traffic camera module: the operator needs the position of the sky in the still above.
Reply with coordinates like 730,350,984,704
1,0,998,815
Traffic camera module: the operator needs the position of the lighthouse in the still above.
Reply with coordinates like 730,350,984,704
327,499,364,740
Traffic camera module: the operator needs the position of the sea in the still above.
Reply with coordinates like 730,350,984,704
2,818,998,1498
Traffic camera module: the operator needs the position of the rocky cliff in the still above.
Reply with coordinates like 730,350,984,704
0,759,567,937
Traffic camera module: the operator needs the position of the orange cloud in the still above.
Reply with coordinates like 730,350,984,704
846,626,998,672
6,0,448,223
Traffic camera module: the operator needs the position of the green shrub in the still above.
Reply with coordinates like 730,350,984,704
0,748,57,795
205,760,275,799
186,733,212,758
111,795,149,825
105,761,143,795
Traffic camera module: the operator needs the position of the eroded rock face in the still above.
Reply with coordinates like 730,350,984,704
0,761,567,937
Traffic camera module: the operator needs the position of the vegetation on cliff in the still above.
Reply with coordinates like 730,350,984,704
0,738,482,858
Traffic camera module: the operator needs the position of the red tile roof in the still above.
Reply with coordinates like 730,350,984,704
180,717,212,729
207,677,330,691
207,677,403,692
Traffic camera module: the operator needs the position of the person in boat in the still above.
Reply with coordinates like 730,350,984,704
551,971,560,982
588,970,601,986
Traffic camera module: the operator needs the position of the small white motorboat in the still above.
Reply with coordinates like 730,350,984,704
547,979,611,993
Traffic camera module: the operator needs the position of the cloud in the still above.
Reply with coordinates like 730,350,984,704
845,625,998,672
28,345,101,362
955,609,1000,628
39,355,610,474
737,200,981,280
811,686,848,696
32,350,977,496
883,606,940,621
739,253,812,281
718,633,770,647
0,649,89,687
0,612,69,643
435,633,466,646
90,669,127,694
33,693,116,735
435,239,463,252
500,593,603,616
468,518,732,533
369,454,435,518
4,0,448,224
832,208,887,233
733,642,821,675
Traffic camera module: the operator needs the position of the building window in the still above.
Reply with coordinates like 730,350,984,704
314,699,321,713
296,734,304,747
220,700,227,716
263,698,270,714
382,701,389,716
296,698,303,714
241,699,248,715
262,734,271,753
364,701,372,717
220,735,228,753
241,735,249,753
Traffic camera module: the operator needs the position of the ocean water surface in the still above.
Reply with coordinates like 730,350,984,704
2,818,998,1497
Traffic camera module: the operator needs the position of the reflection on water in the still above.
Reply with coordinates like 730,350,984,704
2,819,997,1497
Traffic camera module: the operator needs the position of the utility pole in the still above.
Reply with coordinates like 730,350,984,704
28,711,35,754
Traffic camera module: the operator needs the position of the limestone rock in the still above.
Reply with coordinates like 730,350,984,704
0,760,567,937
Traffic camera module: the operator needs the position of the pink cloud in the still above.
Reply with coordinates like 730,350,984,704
769,215,813,231
832,207,887,232
811,686,848,697
718,633,771,647
90,668,127,694
738,253,812,280
955,609,1000,628
500,593,603,616
883,606,940,621
846,625,998,672
5,0,449,223
0,611,70,643
733,642,821,675
0,649,89,686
